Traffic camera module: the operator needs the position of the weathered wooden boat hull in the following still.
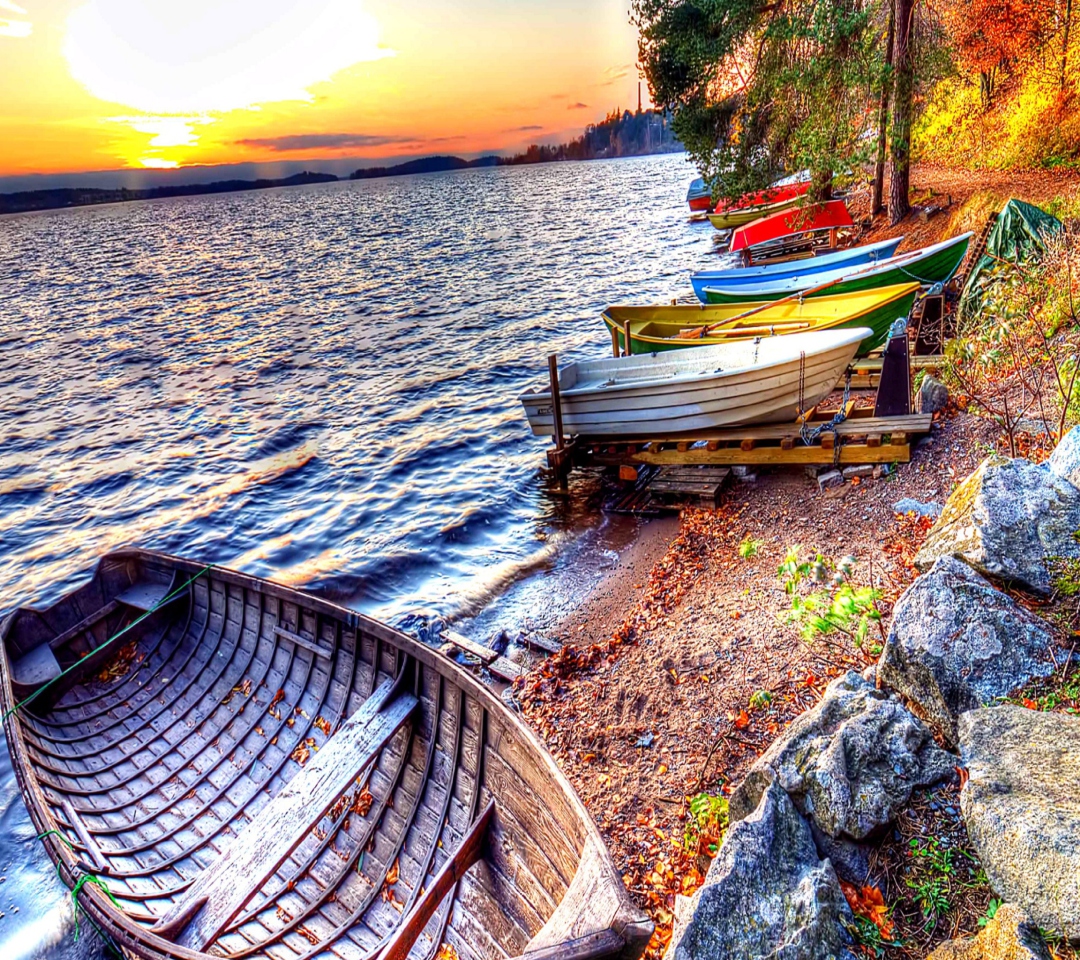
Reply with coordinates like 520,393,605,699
689,238,904,301
520,327,868,437
1,551,652,960
702,233,973,304
603,283,920,357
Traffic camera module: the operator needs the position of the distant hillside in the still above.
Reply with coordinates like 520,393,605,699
348,155,501,179
504,108,682,164
0,171,338,216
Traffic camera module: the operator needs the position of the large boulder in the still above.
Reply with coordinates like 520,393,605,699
667,780,857,960
878,556,1059,744
914,456,1080,595
729,673,954,840
1048,424,1080,492
927,903,1052,960
959,706,1080,941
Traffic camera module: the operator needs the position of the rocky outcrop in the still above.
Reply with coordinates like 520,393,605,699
1048,425,1080,492
667,780,857,960
959,706,1080,941
927,903,1052,960
729,673,954,840
878,557,1059,744
914,456,1080,594
917,375,950,415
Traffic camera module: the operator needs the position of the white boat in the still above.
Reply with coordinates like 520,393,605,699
520,327,870,438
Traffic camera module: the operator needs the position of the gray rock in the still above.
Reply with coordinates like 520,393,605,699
893,497,943,518
818,469,843,491
1048,424,1080,493
729,673,954,839
809,823,872,887
842,465,874,480
917,375,950,414
914,456,1080,594
879,556,1059,744
959,706,1080,941
927,903,1052,959
667,780,857,960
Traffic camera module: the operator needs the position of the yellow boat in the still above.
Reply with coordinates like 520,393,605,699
602,282,921,357
706,193,804,230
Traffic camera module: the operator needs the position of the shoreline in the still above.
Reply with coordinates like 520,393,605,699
514,406,1006,956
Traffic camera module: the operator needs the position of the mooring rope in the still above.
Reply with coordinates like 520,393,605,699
2,564,213,723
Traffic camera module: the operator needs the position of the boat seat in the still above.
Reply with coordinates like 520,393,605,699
115,580,175,612
10,643,63,700
153,677,419,952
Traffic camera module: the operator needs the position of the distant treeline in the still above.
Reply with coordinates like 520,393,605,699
0,171,338,216
502,108,682,165
3,110,683,215
348,155,502,179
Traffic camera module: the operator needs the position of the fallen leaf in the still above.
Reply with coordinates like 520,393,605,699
840,880,894,939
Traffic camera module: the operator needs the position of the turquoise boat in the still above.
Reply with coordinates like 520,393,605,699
702,233,973,304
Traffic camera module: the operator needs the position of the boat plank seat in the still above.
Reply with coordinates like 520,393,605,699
115,580,177,612
153,677,420,952
380,799,497,960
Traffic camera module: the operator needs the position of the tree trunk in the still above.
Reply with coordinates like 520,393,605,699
1063,0,1074,91
872,5,896,217
889,0,914,226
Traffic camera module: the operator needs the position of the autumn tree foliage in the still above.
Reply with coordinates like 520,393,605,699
941,0,1053,106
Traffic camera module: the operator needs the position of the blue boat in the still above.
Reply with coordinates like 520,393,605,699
690,236,905,302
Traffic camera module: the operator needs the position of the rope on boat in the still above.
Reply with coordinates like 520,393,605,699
36,830,119,949
2,564,213,723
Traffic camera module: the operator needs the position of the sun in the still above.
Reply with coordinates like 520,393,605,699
63,0,392,165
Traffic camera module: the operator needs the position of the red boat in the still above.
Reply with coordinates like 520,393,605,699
686,177,713,212
729,199,854,253
713,179,810,214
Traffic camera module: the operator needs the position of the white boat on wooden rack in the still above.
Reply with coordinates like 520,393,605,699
519,327,869,438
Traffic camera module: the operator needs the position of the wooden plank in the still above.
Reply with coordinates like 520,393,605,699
489,657,523,682
522,635,563,655
443,631,499,664
780,436,794,451
576,413,931,446
629,443,909,466
274,625,333,660
153,679,418,951
820,432,836,451
61,798,108,871
380,800,496,960
48,599,121,651
866,434,882,448
739,438,755,452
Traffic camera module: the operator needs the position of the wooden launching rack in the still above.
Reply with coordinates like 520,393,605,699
576,406,931,470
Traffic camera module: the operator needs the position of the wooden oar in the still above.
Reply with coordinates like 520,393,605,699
675,245,921,341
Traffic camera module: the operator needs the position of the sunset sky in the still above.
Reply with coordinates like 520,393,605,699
0,0,645,180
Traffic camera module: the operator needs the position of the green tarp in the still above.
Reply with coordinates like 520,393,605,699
959,198,1063,316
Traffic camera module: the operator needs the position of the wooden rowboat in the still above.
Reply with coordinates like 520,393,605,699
729,200,854,253
702,233,973,304
0,551,652,960
689,237,903,302
706,192,805,230
520,327,869,438
686,178,712,213
603,283,920,357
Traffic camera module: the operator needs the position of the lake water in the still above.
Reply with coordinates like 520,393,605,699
0,153,720,957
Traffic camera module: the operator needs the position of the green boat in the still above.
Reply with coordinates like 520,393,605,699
702,232,972,304
602,282,921,357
